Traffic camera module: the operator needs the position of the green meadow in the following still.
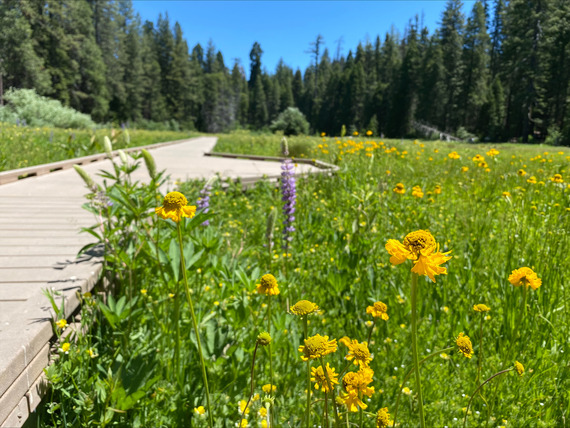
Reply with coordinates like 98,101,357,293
37,132,569,427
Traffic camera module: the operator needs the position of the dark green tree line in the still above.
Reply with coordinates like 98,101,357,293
1,0,570,143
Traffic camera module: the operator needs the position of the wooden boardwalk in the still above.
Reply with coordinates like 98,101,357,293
0,136,325,426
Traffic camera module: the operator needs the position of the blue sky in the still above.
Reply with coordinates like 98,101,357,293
133,1,477,76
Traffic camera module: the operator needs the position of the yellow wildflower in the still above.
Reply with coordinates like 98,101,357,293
393,183,406,194
402,386,411,395
155,191,196,223
238,399,250,415
366,301,389,320
517,169,527,176
461,166,469,172
256,332,272,347
256,274,280,296
60,342,71,353
502,191,511,198
551,173,563,183
527,176,537,184
385,230,452,283
448,151,461,160
456,332,474,358
514,361,524,376
310,363,339,392
341,367,375,412
290,300,319,316
508,267,542,290
56,319,67,329
487,148,500,157
376,407,393,428
473,304,491,312
472,154,485,163
193,406,206,416
340,337,373,367
299,334,337,361
262,384,277,394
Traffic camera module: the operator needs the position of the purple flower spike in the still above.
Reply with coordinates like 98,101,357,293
197,183,212,226
281,158,296,249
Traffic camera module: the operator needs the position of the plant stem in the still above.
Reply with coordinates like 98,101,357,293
320,357,341,427
366,318,376,347
267,296,274,391
476,313,484,385
177,223,213,428
304,317,311,428
392,346,454,428
463,368,513,428
410,272,426,428
241,343,259,423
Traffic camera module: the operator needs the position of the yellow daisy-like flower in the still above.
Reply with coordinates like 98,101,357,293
290,300,319,316
385,230,452,283
486,148,500,157
502,191,511,198
193,406,206,416
514,361,524,376
461,166,469,172
353,131,359,136
298,334,338,361
550,173,563,183
448,151,461,160
393,183,406,194
340,337,373,367
517,169,527,176
155,191,196,223
256,274,280,296
376,407,393,428
527,176,537,184
60,342,71,353
262,384,277,394
321,132,326,137
238,419,248,428
56,319,67,329
366,130,373,136
366,301,389,321
310,363,339,392
473,304,491,312
472,154,485,163
508,267,542,290
434,185,442,195
456,332,474,358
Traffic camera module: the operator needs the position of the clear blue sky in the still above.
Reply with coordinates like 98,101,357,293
133,1,477,76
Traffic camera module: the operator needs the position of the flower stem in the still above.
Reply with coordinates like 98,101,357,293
241,342,259,423
392,346,454,428
267,296,274,392
463,368,514,428
410,272,426,428
304,317,311,428
177,223,213,428
366,318,377,347
320,356,341,427
476,313,484,385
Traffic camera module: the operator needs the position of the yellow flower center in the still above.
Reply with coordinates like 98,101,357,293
290,300,318,316
403,230,436,259
163,191,188,210
260,274,278,289
304,335,330,357
351,342,370,361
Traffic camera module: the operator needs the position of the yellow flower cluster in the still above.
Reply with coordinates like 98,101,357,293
341,367,375,412
412,185,424,198
456,332,474,358
366,301,389,320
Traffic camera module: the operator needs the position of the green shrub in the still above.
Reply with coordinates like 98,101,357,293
2,88,96,129
269,107,309,136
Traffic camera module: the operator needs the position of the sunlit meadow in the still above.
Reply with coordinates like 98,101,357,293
39,131,569,427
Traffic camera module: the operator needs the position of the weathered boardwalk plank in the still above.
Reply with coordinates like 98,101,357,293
0,136,327,426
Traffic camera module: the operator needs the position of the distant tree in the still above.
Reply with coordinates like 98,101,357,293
270,107,309,135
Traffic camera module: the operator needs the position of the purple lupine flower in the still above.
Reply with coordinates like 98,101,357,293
197,183,212,226
281,158,296,249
